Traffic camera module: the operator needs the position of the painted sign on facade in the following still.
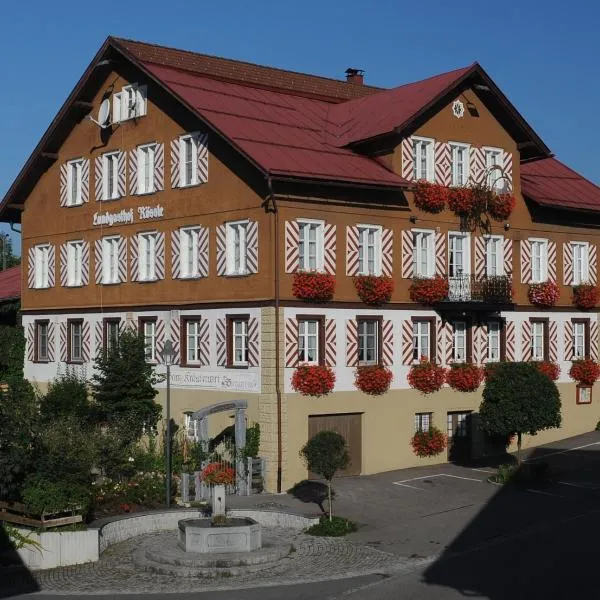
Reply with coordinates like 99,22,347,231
92,204,164,226
169,369,259,392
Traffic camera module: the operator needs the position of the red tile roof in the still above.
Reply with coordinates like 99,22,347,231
521,158,600,212
0,266,20,301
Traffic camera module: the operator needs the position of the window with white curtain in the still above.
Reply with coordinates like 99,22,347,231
531,239,548,283
572,242,589,285
231,318,248,366
139,233,157,281
358,319,379,365
413,230,434,277
450,142,469,187
485,148,503,191
414,412,432,433
67,159,84,206
531,321,545,360
357,225,381,275
412,137,434,182
180,135,199,186
298,319,320,364
186,319,202,363
102,237,119,284
226,221,248,275
413,320,431,361
141,319,157,362
138,144,156,194
452,321,467,362
298,220,324,271
34,244,50,289
487,321,501,362
485,236,503,277
181,227,201,278
573,321,586,359
103,152,120,200
66,241,83,287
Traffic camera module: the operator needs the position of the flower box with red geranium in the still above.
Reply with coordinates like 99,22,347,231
572,283,599,310
531,360,560,381
489,193,516,221
528,281,560,308
292,271,336,302
447,186,474,216
569,359,600,385
201,463,236,486
413,180,448,214
446,362,484,392
291,364,335,397
353,274,394,305
411,426,447,457
354,365,393,395
408,360,446,394
409,276,449,305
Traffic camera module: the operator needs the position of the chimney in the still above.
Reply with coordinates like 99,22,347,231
345,68,364,85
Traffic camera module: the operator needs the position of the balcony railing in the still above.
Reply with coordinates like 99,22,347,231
446,274,512,304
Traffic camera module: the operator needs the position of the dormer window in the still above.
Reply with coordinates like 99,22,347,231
113,83,147,123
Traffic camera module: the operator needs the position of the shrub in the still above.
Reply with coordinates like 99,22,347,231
409,276,449,305
288,480,331,515
291,364,335,397
446,363,484,392
354,365,393,395
39,370,90,424
353,274,394,305
242,423,261,459
0,326,25,381
411,427,447,457
531,360,560,381
572,283,599,309
413,180,448,213
408,361,446,394
528,281,560,308
489,194,516,221
493,463,517,485
306,515,357,537
22,475,90,516
292,271,336,302
569,359,600,385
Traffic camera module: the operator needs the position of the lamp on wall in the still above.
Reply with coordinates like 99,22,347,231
160,339,175,508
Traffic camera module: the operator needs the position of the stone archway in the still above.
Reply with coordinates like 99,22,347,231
190,400,248,495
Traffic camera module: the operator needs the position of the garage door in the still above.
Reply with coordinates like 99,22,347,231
307,413,362,477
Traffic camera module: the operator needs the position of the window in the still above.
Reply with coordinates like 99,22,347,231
485,148,503,191
449,233,469,278
67,159,84,206
35,320,49,362
298,318,322,365
137,144,155,194
531,239,548,283
68,320,83,363
358,318,379,365
572,319,590,360
487,321,502,362
298,220,324,271
228,317,249,367
104,319,120,354
412,230,434,277
413,319,433,361
102,237,120,284
452,321,468,363
66,241,83,287
485,236,503,277
140,318,157,362
139,232,157,281
412,136,434,182
531,320,547,361
184,319,203,365
572,242,589,285
450,143,470,187
226,221,248,276
448,412,470,438
180,227,202,278
113,83,147,123
357,225,381,275
180,135,199,186
184,413,199,441
34,244,50,289
415,412,432,433
102,152,120,200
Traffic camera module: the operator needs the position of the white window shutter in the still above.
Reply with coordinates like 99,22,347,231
474,236,486,281
401,138,414,181
285,318,298,367
94,156,103,201
401,230,414,279
113,93,122,124
130,234,140,282
154,143,164,191
323,223,336,274
136,85,147,117
59,164,69,207
27,247,36,288
547,241,557,282
198,226,209,277
246,221,258,274
381,227,393,277
503,238,513,277
563,242,573,285
247,317,259,366
434,232,445,276
216,224,227,276
502,150,513,190
81,159,90,203
82,242,90,285
216,318,227,366
129,148,139,195
196,132,209,184
325,319,337,367
285,221,299,273
117,152,126,198
345,319,358,367
346,226,359,276
522,321,532,361
382,320,393,366
47,245,55,288
155,232,165,280
59,243,68,287
171,229,181,279
118,237,128,283
520,240,531,284
59,321,67,362
589,245,597,285
170,139,181,188
199,319,210,366
94,240,103,284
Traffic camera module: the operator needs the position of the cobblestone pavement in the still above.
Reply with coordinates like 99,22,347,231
7,528,423,594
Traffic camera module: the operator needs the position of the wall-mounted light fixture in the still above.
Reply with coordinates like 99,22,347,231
504,223,511,231
409,215,418,224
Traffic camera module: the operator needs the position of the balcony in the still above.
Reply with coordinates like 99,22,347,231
438,274,514,312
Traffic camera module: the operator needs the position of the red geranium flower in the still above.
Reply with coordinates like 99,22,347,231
201,462,236,486
292,271,336,302
411,426,447,457
569,359,600,385
446,363,484,392
531,360,560,381
354,365,393,395
353,274,394,305
408,360,446,394
447,187,475,216
409,276,449,305
572,283,599,310
413,180,448,214
528,281,560,308
291,364,336,397
489,193,516,221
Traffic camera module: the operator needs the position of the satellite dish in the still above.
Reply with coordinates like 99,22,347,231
89,98,111,129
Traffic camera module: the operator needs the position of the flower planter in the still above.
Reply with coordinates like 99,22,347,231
354,365,393,395
411,426,447,457
407,361,446,394
447,186,474,216
291,364,335,397
531,360,560,381
413,180,448,214
572,283,599,310
446,363,484,392
489,193,516,221
409,276,449,305
353,274,394,305
569,359,600,386
201,463,235,486
528,281,560,308
292,271,335,302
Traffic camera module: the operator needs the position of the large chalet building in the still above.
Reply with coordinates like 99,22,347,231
2,37,600,492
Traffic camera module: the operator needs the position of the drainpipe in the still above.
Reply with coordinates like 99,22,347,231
266,175,283,493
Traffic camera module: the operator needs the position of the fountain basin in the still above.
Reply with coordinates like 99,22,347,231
178,518,261,554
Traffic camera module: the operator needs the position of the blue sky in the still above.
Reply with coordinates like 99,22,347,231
1,0,598,253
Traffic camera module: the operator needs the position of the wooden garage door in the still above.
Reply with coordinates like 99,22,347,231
307,413,362,477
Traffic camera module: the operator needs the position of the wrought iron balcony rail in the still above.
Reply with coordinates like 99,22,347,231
445,274,512,303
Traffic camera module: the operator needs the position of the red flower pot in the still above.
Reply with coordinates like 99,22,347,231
446,363,484,392
353,274,394,305
531,360,560,381
489,193,516,221
292,271,336,302
409,276,449,305
354,365,393,395
528,281,560,308
572,284,599,310
569,359,600,385
410,426,447,457
413,180,448,214
291,364,336,397
408,361,446,394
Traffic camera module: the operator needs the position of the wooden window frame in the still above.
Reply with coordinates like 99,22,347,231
180,315,203,368
414,412,433,433
67,318,84,364
487,319,507,362
529,317,549,362
297,314,325,366
357,315,383,366
571,318,591,360
34,319,50,363
138,316,158,363
450,319,473,363
411,316,436,362
103,317,121,354
226,314,250,369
